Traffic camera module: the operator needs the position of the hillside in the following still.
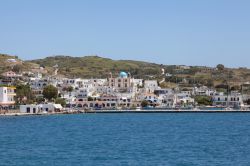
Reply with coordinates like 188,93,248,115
28,55,250,90
0,54,39,74
0,53,249,91
28,55,168,78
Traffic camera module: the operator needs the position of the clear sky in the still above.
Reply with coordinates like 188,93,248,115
0,0,250,67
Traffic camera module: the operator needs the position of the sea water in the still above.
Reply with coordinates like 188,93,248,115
0,113,250,166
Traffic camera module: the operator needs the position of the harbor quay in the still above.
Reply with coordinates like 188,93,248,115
2,109,250,117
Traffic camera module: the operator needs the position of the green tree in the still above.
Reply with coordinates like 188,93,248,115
65,67,71,72
55,98,66,107
230,85,241,91
15,84,34,104
195,96,212,106
35,97,45,104
62,86,74,92
87,96,94,101
216,64,225,71
12,65,22,73
215,84,229,90
43,85,58,101
206,79,214,88
67,86,74,92
141,100,149,108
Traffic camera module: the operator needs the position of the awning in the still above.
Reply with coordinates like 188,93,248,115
54,104,63,109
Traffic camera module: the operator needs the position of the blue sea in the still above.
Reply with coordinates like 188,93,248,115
1,113,250,166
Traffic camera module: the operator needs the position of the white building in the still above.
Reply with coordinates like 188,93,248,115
154,89,175,108
63,78,82,89
20,104,63,113
29,78,52,90
144,80,159,93
116,93,133,108
194,86,216,96
2,71,22,78
20,105,40,113
108,72,133,93
175,92,195,106
154,89,173,96
212,92,243,108
0,87,16,108
95,86,114,95
133,79,143,87
161,94,176,108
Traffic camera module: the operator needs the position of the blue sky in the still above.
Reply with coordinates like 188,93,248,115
0,0,250,67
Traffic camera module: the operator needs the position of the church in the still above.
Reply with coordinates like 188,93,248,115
108,71,133,93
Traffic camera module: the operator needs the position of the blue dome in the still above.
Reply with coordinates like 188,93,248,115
119,71,128,78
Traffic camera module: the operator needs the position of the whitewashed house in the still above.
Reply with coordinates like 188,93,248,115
0,86,16,108
63,78,83,89
20,105,41,113
144,80,159,93
20,104,63,113
154,89,175,108
212,91,243,108
175,92,195,106
194,86,216,96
